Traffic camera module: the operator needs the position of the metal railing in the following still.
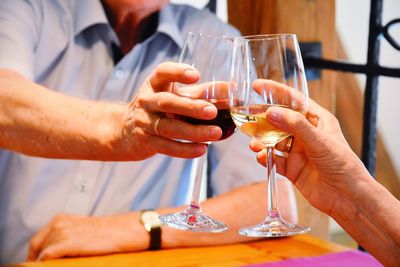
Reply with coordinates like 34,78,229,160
303,0,400,178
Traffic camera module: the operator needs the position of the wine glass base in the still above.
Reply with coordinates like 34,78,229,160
159,206,227,233
239,218,310,237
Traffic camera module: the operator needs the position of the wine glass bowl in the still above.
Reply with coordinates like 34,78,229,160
229,34,310,237
159,32,235,232
174,82,236,141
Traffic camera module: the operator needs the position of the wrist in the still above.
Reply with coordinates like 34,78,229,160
330,166,373,218
96,102,132,160
139,210,162,250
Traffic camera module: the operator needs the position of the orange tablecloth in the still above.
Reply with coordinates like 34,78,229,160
11,234,347,267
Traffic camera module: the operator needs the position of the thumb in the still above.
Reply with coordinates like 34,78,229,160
266,106,322,152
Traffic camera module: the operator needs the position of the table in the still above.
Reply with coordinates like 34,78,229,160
11,234,347,267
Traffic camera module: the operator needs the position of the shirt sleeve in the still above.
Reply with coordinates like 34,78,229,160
0,0,41,80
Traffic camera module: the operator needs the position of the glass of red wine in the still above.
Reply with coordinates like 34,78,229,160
159,32,236,232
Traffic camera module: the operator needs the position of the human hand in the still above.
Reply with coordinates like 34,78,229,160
250,80,370,215
118,62,223,160
27,213,146,261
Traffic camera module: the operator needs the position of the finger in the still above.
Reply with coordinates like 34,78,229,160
256,149,266,167
149,135,207,158
254,146,287,174
174,81,230,99
27,224,52,261
156,117,222,142
252,79,307,112
149,62,199,92
266,106,322,153
134,109,221,141
38,243,70,261
249,140,264,152
143,92,217,120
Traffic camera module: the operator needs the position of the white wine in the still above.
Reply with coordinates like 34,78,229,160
230,104,291,145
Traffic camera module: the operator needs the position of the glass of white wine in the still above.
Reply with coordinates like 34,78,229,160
229,34,311,237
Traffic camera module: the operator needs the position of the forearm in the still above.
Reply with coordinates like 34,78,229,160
123,181,296,250
0,69,128,159
331,173,400,266
28,180,297,260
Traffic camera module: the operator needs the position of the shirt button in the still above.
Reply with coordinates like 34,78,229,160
76,180,88,192
114,69,126,79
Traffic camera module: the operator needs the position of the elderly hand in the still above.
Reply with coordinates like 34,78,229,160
117,62,222,161
250,81,369,216
27,213,147,261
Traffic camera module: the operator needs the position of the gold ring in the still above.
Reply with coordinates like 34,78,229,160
274,136,294,158
154,117,161,136
285,136,294,153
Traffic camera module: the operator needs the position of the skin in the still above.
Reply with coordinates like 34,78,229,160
0,64,221,160
27,180,296,261
101,0,169,53
250,80,400,267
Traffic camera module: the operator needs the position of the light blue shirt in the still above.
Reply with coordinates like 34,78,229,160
0,0,266,264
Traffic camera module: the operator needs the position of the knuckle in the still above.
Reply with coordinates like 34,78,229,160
330,114,340,126
51,215,63,224
51,215,69,230
157,118,168,136
136,94,149,108
291,112,305,130
156,97,169,110
186,100,196,111
29,237,39,250
158,61,170,70
152,70,163,83
134,129,148,142
40,249,55,260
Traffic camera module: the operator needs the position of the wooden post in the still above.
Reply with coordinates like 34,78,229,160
228,0,336,240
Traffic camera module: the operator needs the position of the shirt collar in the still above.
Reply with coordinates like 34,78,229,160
157,5,184,49
73,0,109,36
73,2,183,49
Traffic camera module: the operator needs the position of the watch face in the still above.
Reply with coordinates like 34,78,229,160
142,211,161,227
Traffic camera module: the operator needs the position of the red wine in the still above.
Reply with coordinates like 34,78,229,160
179,99,236,141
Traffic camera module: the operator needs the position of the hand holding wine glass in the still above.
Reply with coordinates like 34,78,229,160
229,34,310,237
159,32,236,232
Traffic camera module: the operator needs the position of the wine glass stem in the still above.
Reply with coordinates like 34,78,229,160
266,145,280,219
189,147,208,209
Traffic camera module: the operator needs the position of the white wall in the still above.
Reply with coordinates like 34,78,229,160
336,0,400,176
170,0,227,22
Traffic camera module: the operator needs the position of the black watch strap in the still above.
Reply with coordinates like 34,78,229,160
140,210,162,250
149,225,161,250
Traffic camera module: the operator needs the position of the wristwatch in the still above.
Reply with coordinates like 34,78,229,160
140,209,162,250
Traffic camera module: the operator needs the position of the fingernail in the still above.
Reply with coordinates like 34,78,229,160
196,144,207,155
203,105,216,118
209,127,222,140
184,69,198,80
268,111,282,123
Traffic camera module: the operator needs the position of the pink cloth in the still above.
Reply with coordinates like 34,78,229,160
246,250,383,267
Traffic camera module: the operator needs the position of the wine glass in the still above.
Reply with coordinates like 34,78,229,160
159,32,236,232
229,34,311,237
